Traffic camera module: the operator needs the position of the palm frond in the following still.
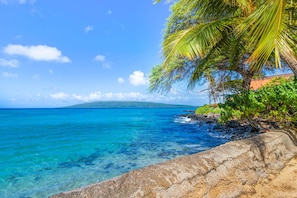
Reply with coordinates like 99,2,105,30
238,0,286,71
180,0,239,19
187,34,232,89
162,18,234,69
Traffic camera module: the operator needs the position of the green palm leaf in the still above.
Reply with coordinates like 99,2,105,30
163,18,234,67
238,0,287,70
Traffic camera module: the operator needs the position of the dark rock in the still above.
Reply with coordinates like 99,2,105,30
183,113,264,141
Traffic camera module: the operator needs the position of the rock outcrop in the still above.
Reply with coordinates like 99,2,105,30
51,130,297,198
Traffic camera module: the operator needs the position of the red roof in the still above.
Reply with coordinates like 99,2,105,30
250,73,294,90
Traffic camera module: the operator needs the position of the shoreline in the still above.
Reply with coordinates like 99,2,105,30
51,130,297,197
49,111,297,197
183,113,262,141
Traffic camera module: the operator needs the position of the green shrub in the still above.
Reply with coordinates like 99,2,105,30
195,104,221,115
219,79,297,127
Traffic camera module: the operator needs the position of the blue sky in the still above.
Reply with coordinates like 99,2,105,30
0,0,208,107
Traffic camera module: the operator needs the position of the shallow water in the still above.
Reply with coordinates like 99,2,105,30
0,108,228,198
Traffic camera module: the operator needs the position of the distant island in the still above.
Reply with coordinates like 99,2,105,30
65,101,195,109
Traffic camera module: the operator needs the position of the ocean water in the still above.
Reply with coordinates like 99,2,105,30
0,108,228,198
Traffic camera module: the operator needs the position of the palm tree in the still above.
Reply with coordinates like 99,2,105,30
150,0,297,93
238,0,297,75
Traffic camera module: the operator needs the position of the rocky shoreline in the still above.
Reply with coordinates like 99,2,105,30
51,131,297,198
50,111,297,198
182,113,282,141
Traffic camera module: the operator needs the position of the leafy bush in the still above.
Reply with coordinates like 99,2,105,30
195,104,221,115
219,79,297,127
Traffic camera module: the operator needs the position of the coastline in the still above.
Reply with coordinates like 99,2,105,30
184,111,288,140
2,108,235,197
51,130,297,198
183,113,262,141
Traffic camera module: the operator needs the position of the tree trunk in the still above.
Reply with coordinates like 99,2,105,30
281,53,297,77
241,72,253,91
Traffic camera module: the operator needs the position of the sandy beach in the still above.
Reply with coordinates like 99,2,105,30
240,156,297,198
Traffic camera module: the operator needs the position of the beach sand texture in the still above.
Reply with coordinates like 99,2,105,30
239,156,297,198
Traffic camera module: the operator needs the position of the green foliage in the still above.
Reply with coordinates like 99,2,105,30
219,79,297,127
195,104,221,115
150,0,297,96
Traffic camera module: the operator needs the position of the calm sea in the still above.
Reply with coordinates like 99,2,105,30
0,108,228,198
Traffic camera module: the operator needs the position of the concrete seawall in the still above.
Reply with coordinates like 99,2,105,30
51,130,297,198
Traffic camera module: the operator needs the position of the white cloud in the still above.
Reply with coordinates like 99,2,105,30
94,54,111,69
51,91,149,103
118,77,125,84
50,92,70,100
86,92,142,101
0,0,35,4
129,70,147,86
84,25,94,33
2,72,18,78
0,58,19,68
4,44,71,63
72,91,102,101
49,69,53,74
107,10,112,15
94,54,105,62
49,90,206,106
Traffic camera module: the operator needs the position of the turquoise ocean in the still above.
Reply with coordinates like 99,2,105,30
0,108,229,198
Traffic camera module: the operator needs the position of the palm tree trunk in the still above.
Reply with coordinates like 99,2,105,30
281,53,297,77
242,74,253,91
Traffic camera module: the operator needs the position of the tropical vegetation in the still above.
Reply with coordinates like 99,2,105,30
150,0,297,128
150,0,297,94
219,78,297,128
195,104,221,115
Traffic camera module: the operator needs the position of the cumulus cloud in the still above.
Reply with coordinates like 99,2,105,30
94,55,105,62
129,70,147,86
94,54,111,69
50,92,70,100
0,58,19,68
84,25,94,33
2,72,18,78
118,77,125,84
72,91,102,101
3,44,71,63
49,90,205,106
50,91,149,103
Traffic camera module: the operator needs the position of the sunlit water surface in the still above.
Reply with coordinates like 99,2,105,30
0,108,229,197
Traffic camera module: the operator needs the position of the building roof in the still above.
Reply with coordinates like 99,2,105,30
250,73,294,90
